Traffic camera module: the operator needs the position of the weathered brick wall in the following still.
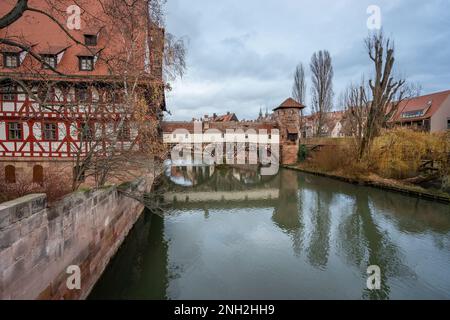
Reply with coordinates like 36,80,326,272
281,145,298,165
0,176,153,300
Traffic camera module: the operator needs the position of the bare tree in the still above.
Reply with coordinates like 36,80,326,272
341,79,370,153
292,63,306,105
359,31,407,159
1,0,184,193
310,50,334,136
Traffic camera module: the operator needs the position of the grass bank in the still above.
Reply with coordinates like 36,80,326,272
284,164,450,204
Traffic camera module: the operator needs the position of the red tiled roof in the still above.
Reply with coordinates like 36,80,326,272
274,98,306,111
214,113,238,122
39,45,71,55
392,90,450,122
0,0,161,81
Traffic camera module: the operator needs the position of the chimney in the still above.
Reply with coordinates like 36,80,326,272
227,111,230,115
213,113,217,119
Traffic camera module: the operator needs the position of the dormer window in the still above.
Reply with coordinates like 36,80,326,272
79,56,94,71
401,109,426,119
42,54,57,69
3,52,20,68
84,34,98,46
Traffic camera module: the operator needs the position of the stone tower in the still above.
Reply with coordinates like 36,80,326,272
273,98,305,165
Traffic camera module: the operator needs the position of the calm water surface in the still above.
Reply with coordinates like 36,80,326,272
89,166,450,300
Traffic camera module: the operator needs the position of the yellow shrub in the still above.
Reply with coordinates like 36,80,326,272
371,128,448,179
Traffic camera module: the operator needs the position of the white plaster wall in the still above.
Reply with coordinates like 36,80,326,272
0,122,6,140
33,123,42,140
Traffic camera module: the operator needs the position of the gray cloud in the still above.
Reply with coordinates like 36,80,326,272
165,0,450,120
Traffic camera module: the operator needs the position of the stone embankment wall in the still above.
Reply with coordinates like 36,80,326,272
0,175,153,300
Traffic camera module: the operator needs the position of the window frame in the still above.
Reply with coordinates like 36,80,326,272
7,122,23,141
84,34,98,46
117,121,131,141
41,54,57,69
75,86,90,103
3,52,20,68
79,56,94,71
78,122,94,142
42,122,58,141
1,84,16,101
287,133,298,142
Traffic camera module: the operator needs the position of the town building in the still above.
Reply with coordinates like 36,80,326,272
301,111,348,138
0,0,165,185
391,90,450,132
162,97,305,165
199,112,239,123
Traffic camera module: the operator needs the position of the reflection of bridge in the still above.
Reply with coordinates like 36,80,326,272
164,164,280,209
164,189,279,203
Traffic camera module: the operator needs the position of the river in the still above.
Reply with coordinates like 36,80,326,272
89,165,450,300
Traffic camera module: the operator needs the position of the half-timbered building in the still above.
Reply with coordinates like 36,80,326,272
0,0,165,185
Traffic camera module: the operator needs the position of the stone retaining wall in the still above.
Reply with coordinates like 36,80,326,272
0,175,153,300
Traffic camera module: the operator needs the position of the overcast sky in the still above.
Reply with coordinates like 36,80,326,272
164,0,450,121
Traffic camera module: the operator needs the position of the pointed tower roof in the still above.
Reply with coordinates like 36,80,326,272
273,98,306,111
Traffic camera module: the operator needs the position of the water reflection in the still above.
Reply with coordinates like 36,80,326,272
90,165,450,300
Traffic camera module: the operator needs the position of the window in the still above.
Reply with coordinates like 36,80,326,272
8,122,22,140
1,84,16,101
5,165,16,183
288,133,298,142
42,55,57,69
3,53,20,68
117,121,131,141
447,119,450,130
33,165,44,185
79,56,94,71
84,35,98,46
43,123,58,141
401,109,426,119
76,87,90,103
79,122,93,141
107,91,123,104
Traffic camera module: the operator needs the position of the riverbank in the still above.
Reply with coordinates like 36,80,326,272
284,164,450,204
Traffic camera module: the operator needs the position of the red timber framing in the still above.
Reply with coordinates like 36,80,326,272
0,83,141,159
